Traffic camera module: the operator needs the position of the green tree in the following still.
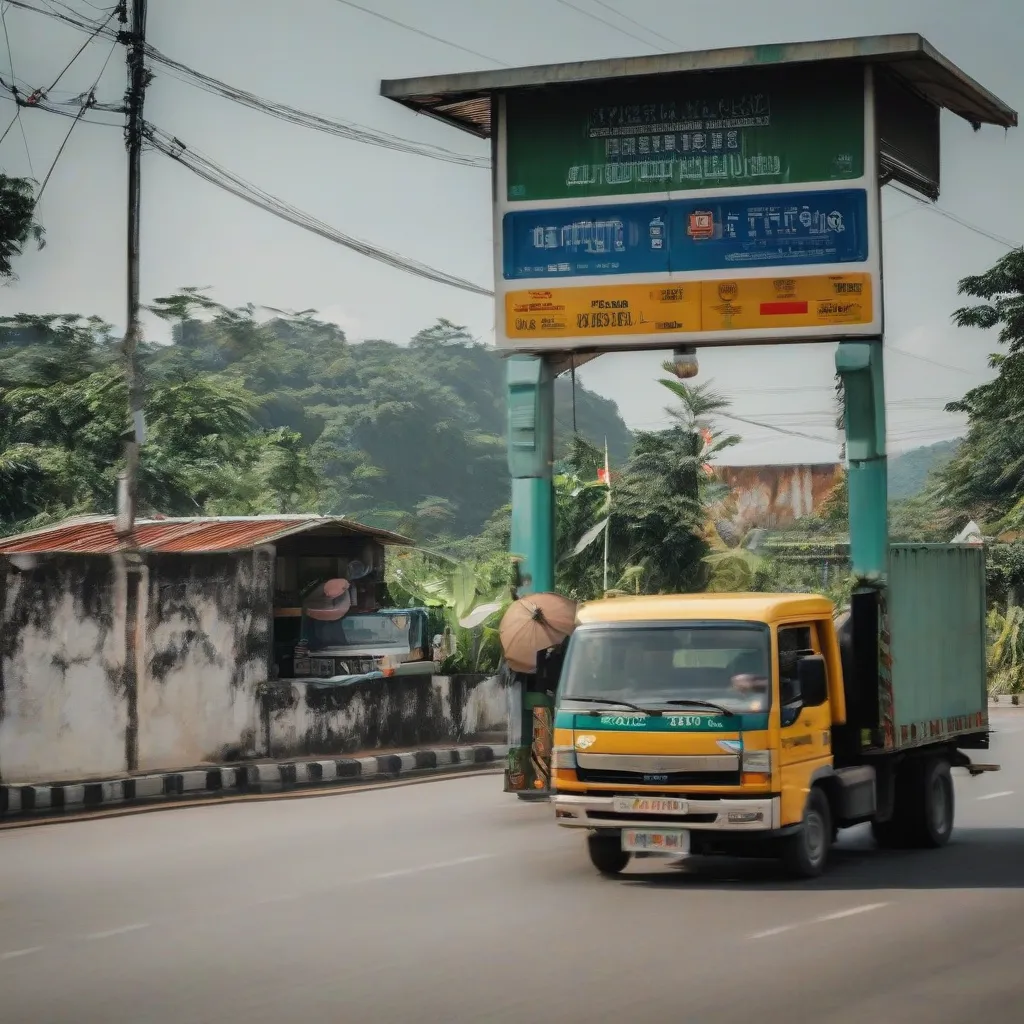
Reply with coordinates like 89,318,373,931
612,376,739,593
0,174,44,279
933,248,1024,530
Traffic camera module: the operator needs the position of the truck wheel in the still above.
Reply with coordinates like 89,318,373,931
587,834,630,876
909,757,955,849
782,787,831,879
871,816,909,849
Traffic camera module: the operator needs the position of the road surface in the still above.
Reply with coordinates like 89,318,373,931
2,709,1023,1022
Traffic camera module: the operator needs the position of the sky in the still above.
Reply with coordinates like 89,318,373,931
1,0,1022,465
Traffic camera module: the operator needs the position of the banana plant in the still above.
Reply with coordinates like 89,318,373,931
386,550,512,673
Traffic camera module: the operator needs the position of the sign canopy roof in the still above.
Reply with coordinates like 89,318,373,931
381,34,1017,138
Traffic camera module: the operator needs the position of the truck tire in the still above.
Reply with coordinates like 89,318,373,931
872,756,954,850
587,834,630,876
871,816,909,849
781,787,831,879
907,757,955,849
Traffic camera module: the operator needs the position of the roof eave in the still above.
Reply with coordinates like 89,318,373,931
380,33,1017,136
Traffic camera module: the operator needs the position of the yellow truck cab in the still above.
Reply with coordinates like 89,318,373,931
551,568,992,879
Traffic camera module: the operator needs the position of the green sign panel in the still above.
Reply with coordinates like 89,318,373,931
505,66,865,202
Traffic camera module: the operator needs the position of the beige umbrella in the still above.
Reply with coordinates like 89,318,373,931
499,592,578,673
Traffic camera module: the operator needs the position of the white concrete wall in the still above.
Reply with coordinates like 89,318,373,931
136,551,272,770
461,675,506,736
263,674,507,759
0,557,129,784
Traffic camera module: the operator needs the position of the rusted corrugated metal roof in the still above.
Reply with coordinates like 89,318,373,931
0,515,412,555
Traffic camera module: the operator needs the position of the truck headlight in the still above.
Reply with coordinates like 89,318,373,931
742,750,772,774
553,746,578,770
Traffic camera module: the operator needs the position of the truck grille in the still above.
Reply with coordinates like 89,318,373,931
574,752,739,787
576,767,740,786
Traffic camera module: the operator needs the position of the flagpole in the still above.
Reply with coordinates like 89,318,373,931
603,437,610,593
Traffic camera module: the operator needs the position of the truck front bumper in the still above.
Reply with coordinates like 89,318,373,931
552,793,781,832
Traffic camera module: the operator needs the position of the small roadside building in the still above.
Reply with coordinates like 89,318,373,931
0,515,412,784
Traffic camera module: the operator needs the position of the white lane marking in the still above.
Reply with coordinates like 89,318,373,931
0,946,43,961
86,923,150,940
816,902,890,922
748,924,795,939
365,854,494,881
749,902,889,940
977,790,1014,801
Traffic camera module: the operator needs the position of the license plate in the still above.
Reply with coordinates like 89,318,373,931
613,796,689,815
622,829,690,853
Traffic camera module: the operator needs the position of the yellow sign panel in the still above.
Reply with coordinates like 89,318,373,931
702,274,873,331
504,274,873,341
505,283,702,340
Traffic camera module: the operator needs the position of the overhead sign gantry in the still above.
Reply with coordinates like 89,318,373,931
383,35,1016,791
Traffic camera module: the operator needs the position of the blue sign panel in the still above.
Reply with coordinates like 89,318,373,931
502,189,868,280
502,202,672,280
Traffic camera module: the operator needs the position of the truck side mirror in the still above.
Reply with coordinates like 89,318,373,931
796,655,828,708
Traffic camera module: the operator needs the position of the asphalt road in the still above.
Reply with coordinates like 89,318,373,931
2,710,1024,1023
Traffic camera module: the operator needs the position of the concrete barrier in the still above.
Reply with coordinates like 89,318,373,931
0,743,508,819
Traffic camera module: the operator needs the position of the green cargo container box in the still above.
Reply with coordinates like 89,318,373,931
885,544,988,751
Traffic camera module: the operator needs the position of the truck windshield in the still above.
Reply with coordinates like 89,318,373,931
560,623,772,713
303,612,413,652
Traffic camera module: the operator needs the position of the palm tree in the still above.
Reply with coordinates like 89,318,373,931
611,374,740,594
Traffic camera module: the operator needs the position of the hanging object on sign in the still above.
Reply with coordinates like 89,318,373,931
668,346,699,379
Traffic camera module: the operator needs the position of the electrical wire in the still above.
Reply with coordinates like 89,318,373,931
4,0,490,167
0,107,16,143
35,33,118,204
886,181,1022,250
1,72,124,123
551,0,668,52
37,1,116,96
588,0,680,48
1,1,34,173
141,41,489,168
144,124,494,297
329,0,509,67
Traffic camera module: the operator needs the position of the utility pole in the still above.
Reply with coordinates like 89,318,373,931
116,0,148,536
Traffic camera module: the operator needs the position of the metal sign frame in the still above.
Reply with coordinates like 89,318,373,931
492,66,883,355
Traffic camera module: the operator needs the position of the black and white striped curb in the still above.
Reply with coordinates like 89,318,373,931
0,743,508,819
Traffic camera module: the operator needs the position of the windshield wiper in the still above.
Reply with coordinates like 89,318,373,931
562,696,662,716
659,698,735,716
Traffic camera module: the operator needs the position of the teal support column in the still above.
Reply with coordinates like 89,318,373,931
504,354,556,797
835,340,888,584
506,355,555,595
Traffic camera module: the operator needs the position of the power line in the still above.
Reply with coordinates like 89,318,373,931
142,41,489,168
144,124,494,297
36,34,119,204
886,181,1022,250
0,108,16,143
6,0,490,167
0,81,125,124
552,0,668,51
587,0,680,48
1,1,34,174
330,0,509,67
37,1,117,96
885,344,982,375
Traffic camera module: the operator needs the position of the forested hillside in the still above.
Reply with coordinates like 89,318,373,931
888,439,960,500
0,291,631,540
